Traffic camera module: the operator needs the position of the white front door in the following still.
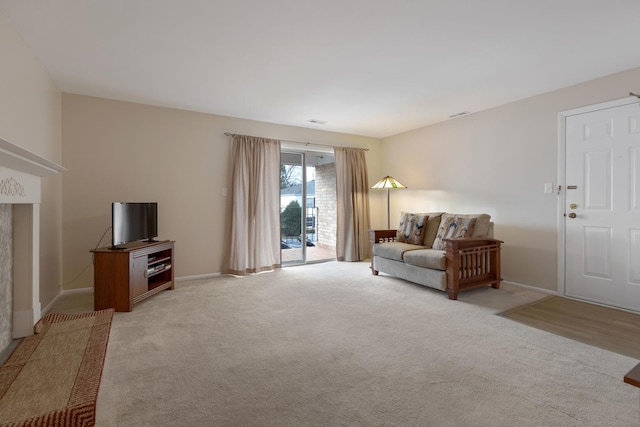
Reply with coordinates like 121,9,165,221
564,101,640,312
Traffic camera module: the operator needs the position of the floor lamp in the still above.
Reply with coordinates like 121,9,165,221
371,175,406,229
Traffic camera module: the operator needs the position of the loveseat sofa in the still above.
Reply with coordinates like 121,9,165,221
370,212,502,300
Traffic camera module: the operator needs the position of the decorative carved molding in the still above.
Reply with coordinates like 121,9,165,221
0,177,26,197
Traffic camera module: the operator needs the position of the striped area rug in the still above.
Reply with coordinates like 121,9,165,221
0,309,114,427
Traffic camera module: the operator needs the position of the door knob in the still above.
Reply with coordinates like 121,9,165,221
567,213,577,218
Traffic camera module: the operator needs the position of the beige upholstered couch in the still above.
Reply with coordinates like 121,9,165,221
370,212,502,300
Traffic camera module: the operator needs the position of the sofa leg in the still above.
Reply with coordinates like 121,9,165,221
447,289,458,300
491,282,500,289
370,258,379,275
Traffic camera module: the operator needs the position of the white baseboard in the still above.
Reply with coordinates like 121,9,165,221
61,287,93,295
175,272,222,282
42,287,94,317
41,291,61,317
501,280,557,295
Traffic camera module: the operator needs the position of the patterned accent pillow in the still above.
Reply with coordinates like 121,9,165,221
432,214,477,250
396,212,428,245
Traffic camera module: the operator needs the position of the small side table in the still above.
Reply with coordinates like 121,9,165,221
625,362,640,423
625,362,640,388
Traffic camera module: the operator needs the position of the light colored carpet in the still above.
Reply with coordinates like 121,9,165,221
94,261,640,426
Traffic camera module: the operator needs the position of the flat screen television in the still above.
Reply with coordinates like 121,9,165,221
111,202,158,249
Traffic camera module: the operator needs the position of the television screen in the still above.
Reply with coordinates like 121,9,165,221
112,202,158,247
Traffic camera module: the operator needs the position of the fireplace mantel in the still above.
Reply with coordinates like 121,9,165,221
0,137,65,338
0,139,64,172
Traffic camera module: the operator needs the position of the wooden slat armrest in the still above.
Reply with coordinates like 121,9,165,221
369,229,397,244
369,229,397,276
444,237,503,300
443,237,504,251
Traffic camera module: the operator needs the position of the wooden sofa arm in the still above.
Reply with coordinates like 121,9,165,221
369,229,397,244
369,229,396,275
444,237,503,300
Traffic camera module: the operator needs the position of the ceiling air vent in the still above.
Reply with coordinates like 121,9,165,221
308,119,327,125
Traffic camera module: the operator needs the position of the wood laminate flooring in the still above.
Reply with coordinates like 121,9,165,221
500,296,640,360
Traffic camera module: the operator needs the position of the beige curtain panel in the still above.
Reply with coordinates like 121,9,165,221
223,135,281,275
334,147,371,261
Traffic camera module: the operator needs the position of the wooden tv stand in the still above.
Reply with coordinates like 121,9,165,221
92,240,175,312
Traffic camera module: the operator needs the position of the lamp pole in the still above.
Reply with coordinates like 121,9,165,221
386,188,391,229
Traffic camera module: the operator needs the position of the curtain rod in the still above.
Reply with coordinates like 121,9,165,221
223,132,369,151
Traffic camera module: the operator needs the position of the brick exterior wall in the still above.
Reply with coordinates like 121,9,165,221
315,163,336,250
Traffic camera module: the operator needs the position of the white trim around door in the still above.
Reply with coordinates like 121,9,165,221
557,95,640,298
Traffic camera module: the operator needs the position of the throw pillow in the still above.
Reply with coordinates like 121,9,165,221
432,214,477,250
396,212,428,245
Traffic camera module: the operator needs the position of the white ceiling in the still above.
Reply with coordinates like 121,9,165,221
2,1,639,138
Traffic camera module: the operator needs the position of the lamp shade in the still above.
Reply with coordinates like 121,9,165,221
371,175,406,189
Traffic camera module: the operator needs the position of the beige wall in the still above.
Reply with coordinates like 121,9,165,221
62,67,640,293
381,67,640,292
0,12,63,308
62,94,382,288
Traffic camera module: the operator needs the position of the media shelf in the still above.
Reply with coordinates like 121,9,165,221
92,240,175,312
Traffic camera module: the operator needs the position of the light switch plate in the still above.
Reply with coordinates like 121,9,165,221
544,183,553,194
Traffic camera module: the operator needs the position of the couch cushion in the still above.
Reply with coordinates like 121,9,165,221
373,242,424,262
394,212,444,247
422,212,444,248
469,214,491,237
432,214,478,250
396,212,428,245
403,248,446,271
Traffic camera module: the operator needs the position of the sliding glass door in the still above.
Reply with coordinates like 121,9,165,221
280,149,336,265
280,152,305,264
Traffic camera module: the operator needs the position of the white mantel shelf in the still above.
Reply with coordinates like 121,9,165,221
0,137,66,177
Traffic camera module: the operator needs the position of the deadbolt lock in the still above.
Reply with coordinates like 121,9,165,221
569,203,577,209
